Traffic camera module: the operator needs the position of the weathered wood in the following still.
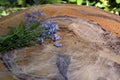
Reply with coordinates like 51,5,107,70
0,4,120,80
0,4,120,36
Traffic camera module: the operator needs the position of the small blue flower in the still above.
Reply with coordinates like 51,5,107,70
38,10,42,17
46,20,53,26
42,24,50,29
49,28,54,34
54,42,62,47
38,37,44,43
54,24,59,30
47,31,51,35
25,17,29,22
25,12,31,17
32,11,36,17
51,27,56,32
32,17,38,23
25,12,31,24
51,25,59,32
25,18,30,29
52,34,60,41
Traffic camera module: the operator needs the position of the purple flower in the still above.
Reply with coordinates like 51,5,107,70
51,24,59,32
54,24,59,30
51,27,56,32
42,24,50,29
47,31,51,35
25,12,31,17
38,10,45,21
54,42,62,47
32,11,36,17
38,10,42,17
42,21,55,29
49,28,54,34
46,20,53,26
25,12,31,25
25,17,29,22
25,17,30,28
32,17,38,23
52,34,60,41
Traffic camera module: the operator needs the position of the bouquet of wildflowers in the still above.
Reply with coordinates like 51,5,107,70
0,10,62,52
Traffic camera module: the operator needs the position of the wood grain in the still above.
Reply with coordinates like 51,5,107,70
0,4,120,36
0,4,120,80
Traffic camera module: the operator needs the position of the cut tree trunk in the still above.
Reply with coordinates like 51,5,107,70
0,4,120,80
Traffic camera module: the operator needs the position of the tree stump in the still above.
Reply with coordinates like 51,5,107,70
0,4,120,80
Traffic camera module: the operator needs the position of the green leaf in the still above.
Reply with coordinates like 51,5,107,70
45,0,62,4
86,0,90,6
68,0,76,2
17,0,24,5
0,0,11,6
77,0,83,5
116,0,120,4
100,0,104,3
95,2,104,8
1,11,9,16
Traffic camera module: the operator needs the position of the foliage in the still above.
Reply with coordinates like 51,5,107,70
0,0,119,15
68,0,83,5
0,0,11,6
33,0,62,4
77,0,83,5
0,11,42,52
0,7,25,18
0,0,63,6
0,11,62,52
0,22,42,52
116,0,120,4
17,0,25,6
68,0,120,15
88,0,120,15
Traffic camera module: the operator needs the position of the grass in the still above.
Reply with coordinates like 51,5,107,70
0,22,44,52
0,10,62,53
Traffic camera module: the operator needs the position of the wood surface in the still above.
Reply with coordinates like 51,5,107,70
0,4,120,80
